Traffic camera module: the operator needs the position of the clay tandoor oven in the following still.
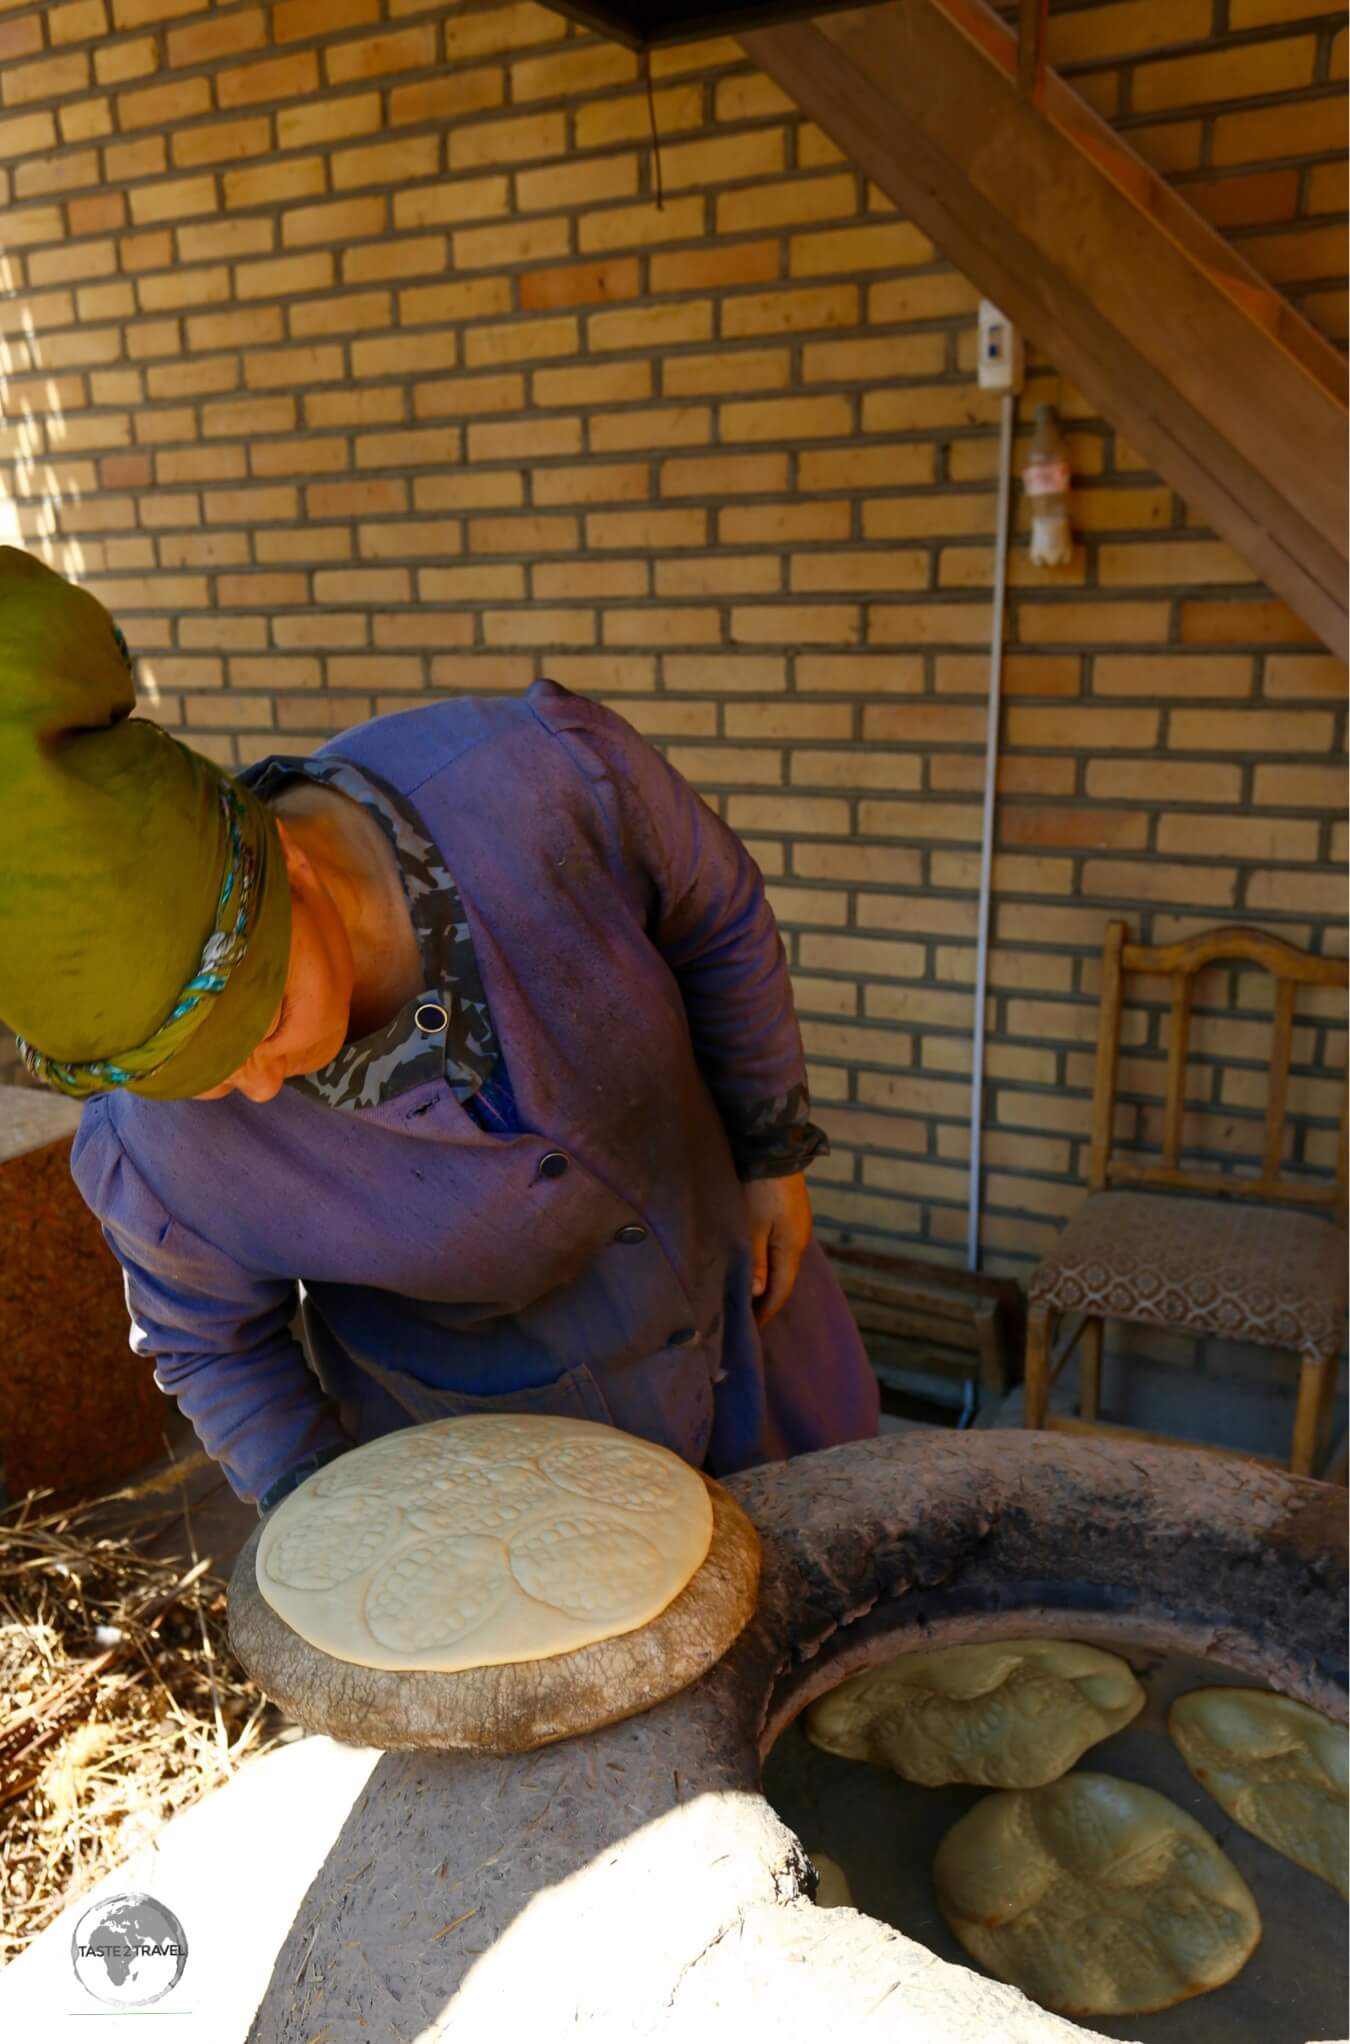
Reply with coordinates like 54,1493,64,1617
240,1432,1347,2044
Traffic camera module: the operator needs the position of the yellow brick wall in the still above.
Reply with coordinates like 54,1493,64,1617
0,0,1346,1296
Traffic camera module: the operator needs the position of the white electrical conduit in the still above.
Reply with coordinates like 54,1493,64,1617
965,390,1017,1280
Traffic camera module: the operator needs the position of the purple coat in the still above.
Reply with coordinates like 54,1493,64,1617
71,682,878,1506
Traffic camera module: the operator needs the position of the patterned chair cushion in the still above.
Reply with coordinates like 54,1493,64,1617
1028,1191,1349,1355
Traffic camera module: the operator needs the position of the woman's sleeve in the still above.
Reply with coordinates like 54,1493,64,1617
70,1110,353,1507
531,680,828,1180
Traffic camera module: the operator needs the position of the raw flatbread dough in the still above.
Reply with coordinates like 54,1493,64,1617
1169,1687,1349,1899
255,1415,713,1674
804,1638,1144,1787
934,1771,1261,2018
808,1851,853,1909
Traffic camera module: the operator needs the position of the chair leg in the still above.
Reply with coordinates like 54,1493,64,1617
1079,1317,1104,1423
1024,1302,1054,1430
1290,1348,1334,1477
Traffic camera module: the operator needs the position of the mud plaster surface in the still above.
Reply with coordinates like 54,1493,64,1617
242,1432,1347,2044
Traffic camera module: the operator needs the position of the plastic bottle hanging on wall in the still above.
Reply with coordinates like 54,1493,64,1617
1022,403,1074,567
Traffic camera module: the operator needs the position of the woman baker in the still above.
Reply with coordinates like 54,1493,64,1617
2,546,879,1516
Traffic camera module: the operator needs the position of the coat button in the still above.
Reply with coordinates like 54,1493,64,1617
537,1151,568,1180
668,1326,698,1347
613,1223,647,1245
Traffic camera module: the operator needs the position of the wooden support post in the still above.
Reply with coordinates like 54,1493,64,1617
740,0,1349,655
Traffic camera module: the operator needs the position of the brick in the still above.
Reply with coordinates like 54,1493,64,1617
469,512,576,554
94,36,158,85
858,797,982,840
362,519,462,560
656,556,778,597
400,277,511,325
244,343,343,391
465,311,586,371
0,111,58,160
1085,759,1243,803
1004,705,1161,749
1246,869,1347,916
4,50,91,106
1263,653,1348,698
218,51,320,110
574,81,701,151
790,222,934,278
721,395,852,443
603,607,722,646
1098,540,1256,586
442,1,563,60
177,216,274,263
482,609,595,646
582,509,704,554
665,745,782,786
304,480,408,525
517,154,639,218
720,505,852,549
1018,601,1170,644
276,0,378,31
332,134,439,190
76,280,136,320
422,565,524,600
649,242,780,295
511,42,637,100
662,348,790,399
349,425,462,468
14,147,99,198
138,266,231,311
862,703,986,744
167,8,265,65
272,98,378,157
345,238,445,286
868,272,980,324
449,109,565,170
1134,35,1315,113
414,472,523,511
532,361,648,411
128,175,217,225
158,531,249,569
1157,813,1320,860
731,604,861,646
588,301,713,352
201,396,295,439
394,175,510,232
1000,805,1149,851
1304,158,1348,215
576,195,707,257
726,703,853,740
118,76,210,128
250,437,348,476
226,156,326,209
326,24,436,84
1093,653,1252,696
791,551,928,594
457,214,569,271
1083,858,1237,907
868,603,1001,646
722,285,860,339
716,172,856,236
799,445,935,492
187,306,283,351
51,0,109,43
591,407,715,454
1171,707,1334,752
235,252,334,301
467,415,579,461
658,453,785,500
792,750,922,790
1212,89,1346,164
534,462,646,507
255,528,353,564
389,67,505,126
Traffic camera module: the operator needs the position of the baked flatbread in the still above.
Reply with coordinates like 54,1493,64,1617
255,1415,713,1674
804,1639,1144,1787
1169,1687,1349,1899
934,1771,1261,2018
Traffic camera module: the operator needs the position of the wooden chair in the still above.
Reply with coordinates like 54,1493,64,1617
1023,922,1348,1476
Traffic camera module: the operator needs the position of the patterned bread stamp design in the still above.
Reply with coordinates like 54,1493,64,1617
310,1434,445,1500
263,1493,400,1591
536,1438,687,1512
407,1461,554,1537
509,1511,668,1625
365,1535,511,1654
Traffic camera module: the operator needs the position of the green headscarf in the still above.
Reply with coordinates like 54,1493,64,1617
0,546,292,1099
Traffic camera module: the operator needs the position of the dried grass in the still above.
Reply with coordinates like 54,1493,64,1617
0,1466,290,1964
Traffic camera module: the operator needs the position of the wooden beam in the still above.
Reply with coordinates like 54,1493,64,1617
1016,0,1047,101
740,0,1349,657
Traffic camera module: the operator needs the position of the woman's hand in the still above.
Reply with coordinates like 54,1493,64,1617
745,1171,813,1328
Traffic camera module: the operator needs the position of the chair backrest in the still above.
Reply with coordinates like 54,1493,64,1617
1088,921,1349,1217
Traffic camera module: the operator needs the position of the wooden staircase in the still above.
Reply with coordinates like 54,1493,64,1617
741,0,1350,657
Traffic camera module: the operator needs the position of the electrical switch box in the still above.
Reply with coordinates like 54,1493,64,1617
977,299,1024,394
